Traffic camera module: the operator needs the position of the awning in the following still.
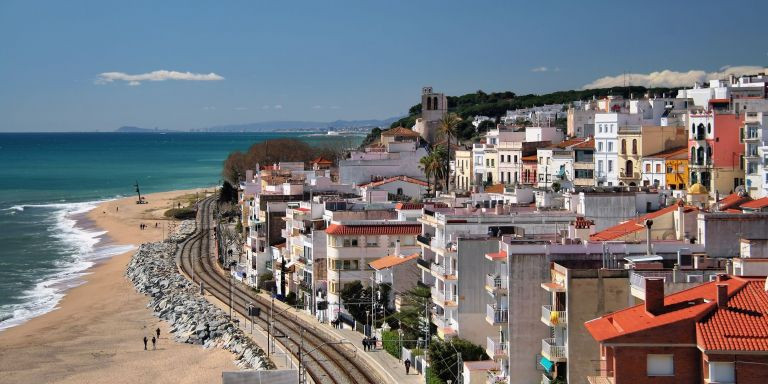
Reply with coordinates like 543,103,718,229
624,255,663,263
539,356,554,372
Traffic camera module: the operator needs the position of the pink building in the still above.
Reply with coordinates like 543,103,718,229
688,100,744,196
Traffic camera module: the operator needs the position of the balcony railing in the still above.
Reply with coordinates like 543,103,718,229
486,336,509,358
431,261,456,278
417,234,431,247
620,171,636,178
487,370,507,384
486,274,508,292
486,304,509,324
416,257,431,270
431,286,457,306
541,305,567,326
542,338,567,361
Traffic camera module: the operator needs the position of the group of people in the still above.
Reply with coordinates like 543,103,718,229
361,336,377,351
142,328,161,351
138,223,158,230
331,318,343,329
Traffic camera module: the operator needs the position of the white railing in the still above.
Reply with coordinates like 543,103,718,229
541,305,567,326
542,338,567,360
486,304,509,324
486,274,508,291
629,270,672,290
431,286,455,304
486,336,509,358
487,370,507,384
431,261,455,277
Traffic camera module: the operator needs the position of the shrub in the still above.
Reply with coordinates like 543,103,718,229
382,330,401,359
164,207,197,220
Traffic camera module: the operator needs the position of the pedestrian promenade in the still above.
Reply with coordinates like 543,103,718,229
260,293,423,384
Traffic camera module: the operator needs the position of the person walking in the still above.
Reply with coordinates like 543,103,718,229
404,358,411,375
151,336,156,350
371,336,377,350
361,338,367,351
143,336,148,350
156,327,160,339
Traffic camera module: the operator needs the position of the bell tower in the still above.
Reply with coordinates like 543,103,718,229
414,86,447,143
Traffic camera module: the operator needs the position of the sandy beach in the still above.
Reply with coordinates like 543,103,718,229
0,188,238,384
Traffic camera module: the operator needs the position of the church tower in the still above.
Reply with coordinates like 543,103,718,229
414,86,447,143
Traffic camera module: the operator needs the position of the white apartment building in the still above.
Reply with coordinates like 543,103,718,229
744,109,768,198
339,127,428,185
594,113,623,186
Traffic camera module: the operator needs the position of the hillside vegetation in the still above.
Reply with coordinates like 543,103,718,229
385,86,678,142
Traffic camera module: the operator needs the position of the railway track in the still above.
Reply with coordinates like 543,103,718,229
178,197,381,384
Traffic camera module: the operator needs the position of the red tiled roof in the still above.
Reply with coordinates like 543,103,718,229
521,155,537,162
484,184,505,194
394,202,449,210
718,192,752,211
589,202,698,241
646,146,688,159
555,137,587,149
697,279,768,352
326,223,421,236
572,137,594,149
585,276,764,346
369,253,420,270
381,126,420,137
312,157,333,164
741,197,768,210
359,175,428,188
296,207,310,212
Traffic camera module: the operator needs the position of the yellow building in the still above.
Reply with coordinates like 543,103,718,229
642,147,688,190
618,125,687,187
665,150,689,190
454,149,473,191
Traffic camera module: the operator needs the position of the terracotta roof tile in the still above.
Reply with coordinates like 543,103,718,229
312,157,333,164
485,251,507,260
555,137,587,149
718,192,753,210
585,276,762,346
741,197,768,210
572,138,595,149
359,175,428,188
484,184,505,194
697,280,768,352
589,203,698,241
646,146,688,159
381,126,420,137
369,253,420,270
326,223,421,236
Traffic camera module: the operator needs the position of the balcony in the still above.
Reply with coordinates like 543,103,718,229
416,257,431,270
431,261,456,279
486,336,509,359
487,370,507,384
431,286,458,307
485,274,508,294
541,338,567,362
620,171,636,179
417,234,431,247
587,376,615,384
486,304,509,324
541,305,567,327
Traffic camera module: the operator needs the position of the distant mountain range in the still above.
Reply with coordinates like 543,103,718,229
115,117,401,133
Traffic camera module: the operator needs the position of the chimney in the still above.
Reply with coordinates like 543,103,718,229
716,273,730,282
716,284,728,309
676,200,685,241
645,219,654,256
645,278,665,315
395,239,401,258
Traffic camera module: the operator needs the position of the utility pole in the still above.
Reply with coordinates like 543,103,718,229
456,352,463,384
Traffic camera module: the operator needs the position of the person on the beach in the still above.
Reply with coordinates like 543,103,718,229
151,336,156,350
116,206,118,212
156,327,160,338
361,338,367,351
404,358,411,374
143,336,148,350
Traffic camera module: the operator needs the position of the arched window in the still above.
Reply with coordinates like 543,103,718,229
426,97,432,110
697,124,706,140
697,146,705,165
691,147,696,162
396,188,404,196
691,123,695,133
706,146,712,164
632,139,637,155
691,172,697,184
625,160,633,177
433,97,439,110
621,139,627,154
707,123,711,134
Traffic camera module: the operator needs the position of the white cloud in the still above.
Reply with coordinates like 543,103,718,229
233,107,248,111
531,66,548,72
582,65,767,89
202,106,216,111
273,104,283,109
312,105,323,109
96,70,224,85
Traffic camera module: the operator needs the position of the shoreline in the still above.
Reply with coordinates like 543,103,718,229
0,187,237,384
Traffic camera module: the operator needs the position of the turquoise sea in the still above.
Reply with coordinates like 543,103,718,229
0,131,361,330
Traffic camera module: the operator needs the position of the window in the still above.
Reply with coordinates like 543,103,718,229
366,236,378,247
491,159,495,167
655,164,661,173
333,259,359,270
621,139,627,154
343,237,359,247
645,164,651,172
632,139,638,155
608,142,614,152
598,141,604,152
514,155,518,163
598,160,604,173
708,362,734,383
608,160,613,173
647,354,674,376
539,157,543,164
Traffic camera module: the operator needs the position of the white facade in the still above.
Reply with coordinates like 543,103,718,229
641,156,667,188
594,113,622,186
744,109,768,198
339,147,428,185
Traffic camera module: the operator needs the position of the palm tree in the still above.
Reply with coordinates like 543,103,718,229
437,113,461,191
419,154,435,193
419,152,444,195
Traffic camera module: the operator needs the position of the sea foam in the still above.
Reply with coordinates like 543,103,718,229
0,200,135,331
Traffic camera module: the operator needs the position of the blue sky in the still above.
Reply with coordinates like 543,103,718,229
1,0,766,132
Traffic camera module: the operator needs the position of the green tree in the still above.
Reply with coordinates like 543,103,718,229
419,152,443,193
437,113,461,192
339,281,389,326
428,338,488,384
